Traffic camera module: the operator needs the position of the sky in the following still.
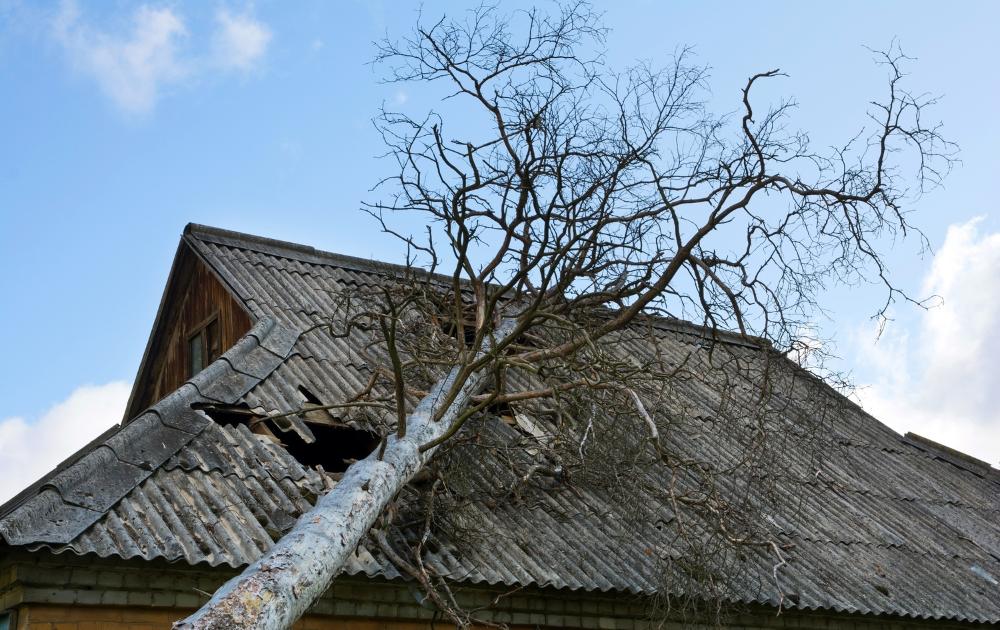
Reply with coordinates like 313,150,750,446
2,0,1000,502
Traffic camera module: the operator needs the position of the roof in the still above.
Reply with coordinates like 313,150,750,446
4,223,1000,623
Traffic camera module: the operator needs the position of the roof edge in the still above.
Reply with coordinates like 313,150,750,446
122,239,194,423
0,423,121,520
185,223,409,278
0,316,296,536
902,432,993,476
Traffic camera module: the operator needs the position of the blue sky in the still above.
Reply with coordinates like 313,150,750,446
2,0,1000,499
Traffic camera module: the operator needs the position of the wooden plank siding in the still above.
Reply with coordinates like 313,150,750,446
124,243,254,420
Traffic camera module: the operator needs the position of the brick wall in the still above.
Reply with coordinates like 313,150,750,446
1,553,990,630
11,605,993,630
14,606,190,630
14,606,542,630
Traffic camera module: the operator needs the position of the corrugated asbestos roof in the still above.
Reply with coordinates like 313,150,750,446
3,223,1000,623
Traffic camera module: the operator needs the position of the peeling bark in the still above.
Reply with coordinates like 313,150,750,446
173,321,515,630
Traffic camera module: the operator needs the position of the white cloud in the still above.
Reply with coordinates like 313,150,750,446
856,217,1000,464
53,0,187,113
213,10,271,71
311,39,323,51
394,90,408,105
280,139,301,159
0,382,128,504
355,0,384,30
52,2,272,114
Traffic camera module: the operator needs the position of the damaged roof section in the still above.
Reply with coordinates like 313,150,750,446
0,316,297,548
4,224,1000,624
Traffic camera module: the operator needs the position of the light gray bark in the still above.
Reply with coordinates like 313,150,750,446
173,321,514,630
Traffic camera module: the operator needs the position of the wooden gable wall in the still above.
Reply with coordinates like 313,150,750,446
124,242,254,421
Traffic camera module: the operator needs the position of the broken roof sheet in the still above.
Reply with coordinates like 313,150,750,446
4,223,1000,623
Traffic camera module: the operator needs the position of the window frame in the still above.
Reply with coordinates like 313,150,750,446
187,310,222,378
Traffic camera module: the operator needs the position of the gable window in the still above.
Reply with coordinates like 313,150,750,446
188,314,221,377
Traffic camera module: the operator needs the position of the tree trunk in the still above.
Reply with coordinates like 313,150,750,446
172,321,514,630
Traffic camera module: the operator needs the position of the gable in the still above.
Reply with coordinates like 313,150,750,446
124,240,255,421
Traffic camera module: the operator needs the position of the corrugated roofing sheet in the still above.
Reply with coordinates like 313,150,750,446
4,223,1000,623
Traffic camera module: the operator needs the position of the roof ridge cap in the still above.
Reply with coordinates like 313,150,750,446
902,432,993,476
185,223,412,277
184,224,769,351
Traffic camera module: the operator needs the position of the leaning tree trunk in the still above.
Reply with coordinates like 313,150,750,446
173,321,514,630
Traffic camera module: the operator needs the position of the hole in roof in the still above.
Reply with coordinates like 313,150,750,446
264,420,380,474
295,385,341,426
435,299,478,347
513,333,540,350
196,403,258,428
197,400,380,473
440,317,477,347
297,385,322,406
487,400,517,426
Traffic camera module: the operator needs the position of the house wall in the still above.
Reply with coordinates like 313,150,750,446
13,606,464,630
10,603,992,630
0,553,993,630
144,252,254,409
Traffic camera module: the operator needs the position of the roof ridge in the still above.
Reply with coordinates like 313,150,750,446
185,223,770,350
902,432,993,476
185,223,411,278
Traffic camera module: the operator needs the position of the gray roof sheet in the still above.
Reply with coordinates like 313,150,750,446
4,223,1000,623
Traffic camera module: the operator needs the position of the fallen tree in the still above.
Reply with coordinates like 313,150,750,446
178,318,518,630
174,3,954,629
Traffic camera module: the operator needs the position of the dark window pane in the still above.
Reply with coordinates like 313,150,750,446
207,319,221,362
189,332,204,377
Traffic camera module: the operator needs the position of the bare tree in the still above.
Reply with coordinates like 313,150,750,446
175,3,954,630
